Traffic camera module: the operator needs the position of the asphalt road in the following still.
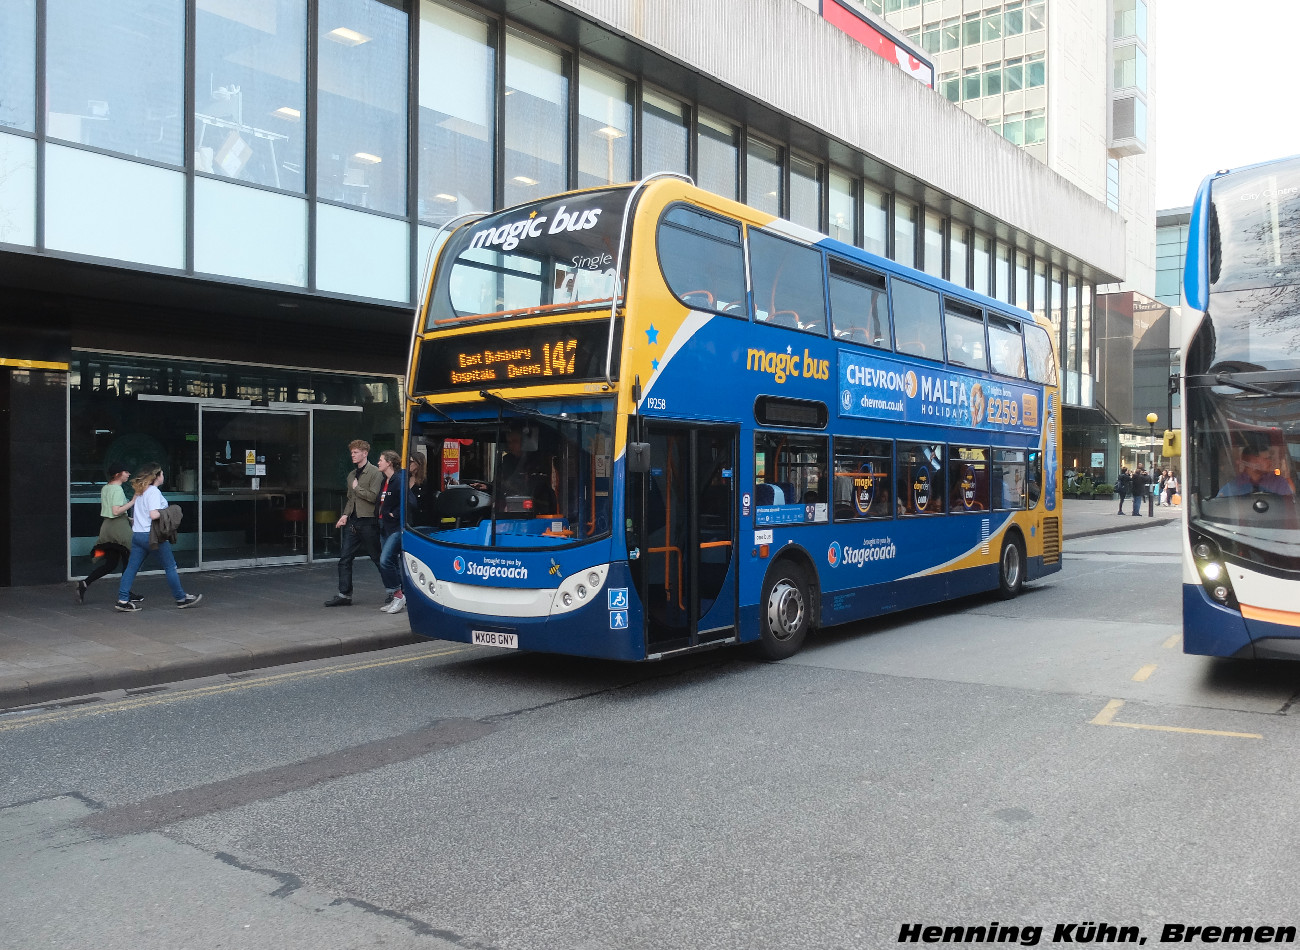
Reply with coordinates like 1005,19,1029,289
5,520,1300,950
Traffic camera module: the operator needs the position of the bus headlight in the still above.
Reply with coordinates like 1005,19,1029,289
403,552,438,599
551,564,610,615
1190,533,1238,610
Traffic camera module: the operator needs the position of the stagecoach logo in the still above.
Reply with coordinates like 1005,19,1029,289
829,537,898,567
452,555,530,581
468,204,603,252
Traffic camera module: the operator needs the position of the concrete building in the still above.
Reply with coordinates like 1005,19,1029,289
878,0,1157,486
0,0,1128,586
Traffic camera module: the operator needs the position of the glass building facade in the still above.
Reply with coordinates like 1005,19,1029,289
0,0,1109,585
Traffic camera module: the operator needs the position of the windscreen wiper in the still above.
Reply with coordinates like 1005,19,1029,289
478,390,596,425
415,396,455,422
1210,373,1288,397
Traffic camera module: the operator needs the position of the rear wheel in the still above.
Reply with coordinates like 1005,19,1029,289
755,564,812,661
998,535,1025,599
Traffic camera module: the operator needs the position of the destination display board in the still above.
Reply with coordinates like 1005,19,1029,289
414,320,621,394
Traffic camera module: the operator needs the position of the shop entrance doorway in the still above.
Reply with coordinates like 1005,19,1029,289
199,408,310,567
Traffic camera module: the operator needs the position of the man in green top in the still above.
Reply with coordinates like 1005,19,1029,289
324,440,385,606
77,463,143,604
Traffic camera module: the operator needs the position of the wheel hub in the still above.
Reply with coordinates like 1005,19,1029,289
766,580,805,641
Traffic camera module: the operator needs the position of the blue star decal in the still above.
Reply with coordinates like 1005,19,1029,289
651,359,660,371
646,325,659,345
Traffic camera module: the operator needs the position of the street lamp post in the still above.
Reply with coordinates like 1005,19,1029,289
1146,411,1158,516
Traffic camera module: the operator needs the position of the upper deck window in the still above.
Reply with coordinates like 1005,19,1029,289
987,314,1028,379
1024,322,1057,384
828,259,890,349
749,229,828,335
891,279,943,360
656,205,747,316
944,300,988,371
428,188,628,330
1200,158,1300,371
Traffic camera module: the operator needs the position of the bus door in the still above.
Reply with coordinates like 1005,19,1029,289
634,422,738,654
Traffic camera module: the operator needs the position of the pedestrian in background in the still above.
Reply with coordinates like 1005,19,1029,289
1116,466,1131,515
407,452,430,524
1155,469,1168,506
1131,465,1151,517
114,463,202,611
77,463,143,604
324,439,383,607
376,449,406,614
1166,471,1179,506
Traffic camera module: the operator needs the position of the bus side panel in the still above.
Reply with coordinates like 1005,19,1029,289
1182,584,1254,658
814,565,1002,629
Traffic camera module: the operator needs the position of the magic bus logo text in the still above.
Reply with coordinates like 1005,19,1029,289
468,204,603,252
746,346,831,384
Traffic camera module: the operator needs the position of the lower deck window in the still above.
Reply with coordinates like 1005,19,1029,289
899,442,946,515
948,445,990,512
993,448,1027,510
754,432,829,525
833,437,894,520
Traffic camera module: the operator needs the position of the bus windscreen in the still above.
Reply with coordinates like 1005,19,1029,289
428,188,631,330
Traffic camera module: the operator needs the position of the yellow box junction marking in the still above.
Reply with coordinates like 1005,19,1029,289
1090,699,1262,740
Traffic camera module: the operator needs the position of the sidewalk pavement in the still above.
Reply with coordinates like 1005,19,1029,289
0,498,1180,711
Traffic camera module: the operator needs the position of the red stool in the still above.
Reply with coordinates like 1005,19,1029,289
284,508,307,552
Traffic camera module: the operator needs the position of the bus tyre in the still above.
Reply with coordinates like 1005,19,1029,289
756,564,812,661
998,535,1025,599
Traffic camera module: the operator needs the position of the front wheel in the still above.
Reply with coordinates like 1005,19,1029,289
998,535,1025,599
755,565,812,661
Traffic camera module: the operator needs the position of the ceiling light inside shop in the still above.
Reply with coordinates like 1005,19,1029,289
434,194,458,202
272,106,301,121
327,27,371,46
512,176,539,186
594,126,626,139
353,152,383,164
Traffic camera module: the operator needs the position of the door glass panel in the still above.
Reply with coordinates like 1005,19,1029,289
201,410,309,564
637,424,737,650
696,430,734,623
643,428,691,648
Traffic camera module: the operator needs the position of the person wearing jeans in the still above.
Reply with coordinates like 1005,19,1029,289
114,463,202,611
1131,465,1151,516
324,439,383,606
376,450,406,614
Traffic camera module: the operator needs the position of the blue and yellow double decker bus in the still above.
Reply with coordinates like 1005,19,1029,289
401,176,1062,660
1181,155,1300,658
